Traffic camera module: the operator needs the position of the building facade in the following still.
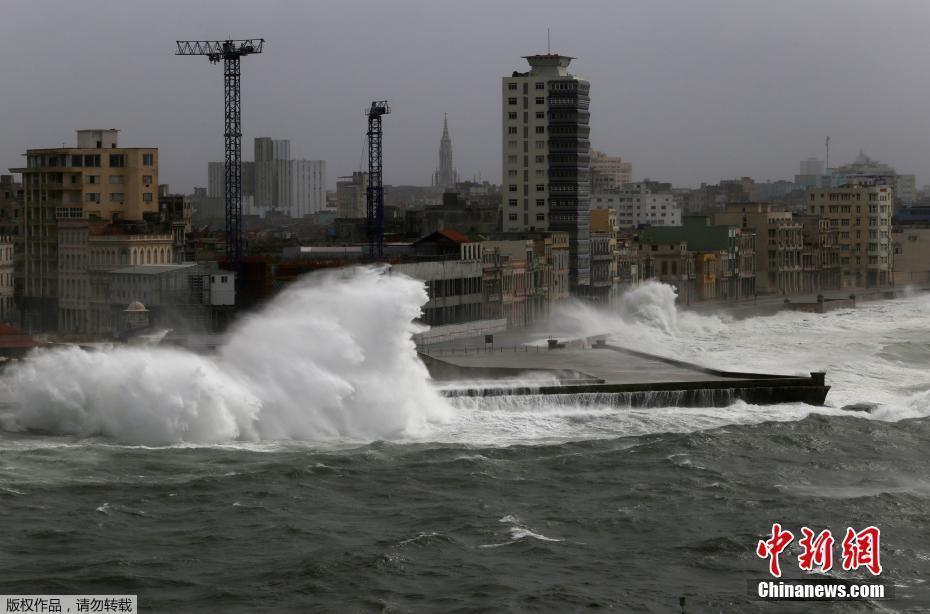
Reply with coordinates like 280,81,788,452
807,184,893,287
336,172,368,219
254,137,291,213
502,54,591,292
291,160,326,217
57,219,174,334
592,181,682,228
715,203,802,295
589,148,632,192
11,129,158,330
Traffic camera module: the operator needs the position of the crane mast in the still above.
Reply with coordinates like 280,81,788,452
176,39,264,270
366,101,390,260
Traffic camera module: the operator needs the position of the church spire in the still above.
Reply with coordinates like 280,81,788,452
433,113,457,190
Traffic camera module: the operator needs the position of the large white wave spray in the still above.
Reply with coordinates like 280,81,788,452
546,281,726,355
0,267,451,445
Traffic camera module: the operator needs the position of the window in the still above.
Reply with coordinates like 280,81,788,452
109,175,124,184
508,198,518,207
536,112,545,119
508,213,518,221
508,126,517,134
535,97,545,104
110,193,124,203
535,155,545,163
507,155,518,164
536,213,545,221
535,126,545,134
508,184,517,192
507,140,517,149
535,140,545,149
507,169,517,177
143,193,153,203
143,175,153,185
507,97,517,105
109,154,125,168
535,184,545,192
142,153,154,166
535,82,545,90
507,112,517,120
508,83,517,91
83,155,100,167
70,155,83,167
85,192,100,203
536,199,545,207
86,175,99,184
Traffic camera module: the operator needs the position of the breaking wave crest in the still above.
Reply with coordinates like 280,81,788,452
548,281,726,353
0,267,451,445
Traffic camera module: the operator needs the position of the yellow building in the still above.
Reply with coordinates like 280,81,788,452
11,129,158,330
806,185,892,288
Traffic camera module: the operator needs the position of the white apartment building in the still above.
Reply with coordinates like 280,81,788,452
502,54,591,291
592,182,682,228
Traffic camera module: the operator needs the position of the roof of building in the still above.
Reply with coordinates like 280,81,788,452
412,228,471,245
110,264,199,275
640,217,732,252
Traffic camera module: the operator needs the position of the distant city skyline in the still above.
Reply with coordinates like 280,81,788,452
1,0,929,193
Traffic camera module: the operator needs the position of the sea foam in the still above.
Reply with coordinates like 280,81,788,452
0,267,451,445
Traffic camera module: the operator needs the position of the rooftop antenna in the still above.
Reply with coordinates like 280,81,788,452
547,28,551,54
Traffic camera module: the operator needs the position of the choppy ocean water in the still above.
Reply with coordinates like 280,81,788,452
1,273,928,612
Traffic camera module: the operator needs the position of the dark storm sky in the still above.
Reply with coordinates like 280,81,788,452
1,0,928,192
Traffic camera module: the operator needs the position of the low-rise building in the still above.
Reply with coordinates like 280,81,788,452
637,237,696,304
892,228,930,286
106,263,213,335
57,220,175,335
639,216,756,302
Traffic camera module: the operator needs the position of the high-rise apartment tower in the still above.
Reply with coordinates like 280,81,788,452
502,54,591,291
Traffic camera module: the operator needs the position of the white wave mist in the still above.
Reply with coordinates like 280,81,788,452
0,267,451,445
545,281,726,355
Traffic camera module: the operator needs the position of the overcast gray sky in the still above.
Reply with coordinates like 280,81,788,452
2,0,929,192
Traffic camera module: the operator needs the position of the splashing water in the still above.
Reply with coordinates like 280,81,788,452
546,281,725,353
0,267,451,445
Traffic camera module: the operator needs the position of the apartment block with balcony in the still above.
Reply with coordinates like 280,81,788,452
715,203,802,295
502,54,591,293
806,185,892,288
10,130,158,330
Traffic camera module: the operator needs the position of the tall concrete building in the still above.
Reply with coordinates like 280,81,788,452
502,54,591,292
210,142,322,217
291,159,327,217
432,114,458,190
254,137,291,212
11,129,158,330
807,184,893,287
